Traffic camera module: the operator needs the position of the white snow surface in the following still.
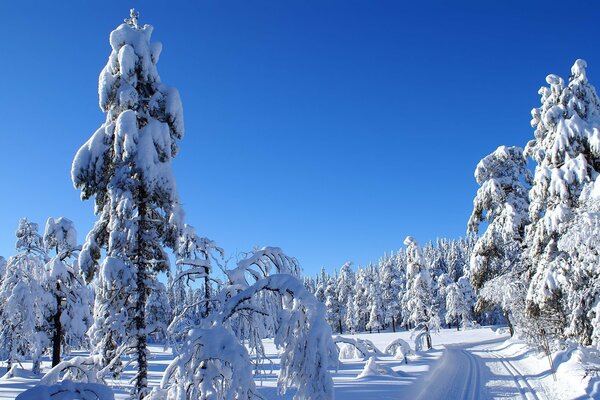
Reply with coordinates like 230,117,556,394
0,327,596,399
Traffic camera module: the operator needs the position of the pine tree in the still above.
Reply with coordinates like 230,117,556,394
314,267,328,304
43,217,93,367
467,145,532,335
402,236,439,349
353,267,369,332
379,252,402,332
336,261,355,333
71,10,185,397
366,267,384,333
524,59,600,341
325,276,342,333
0,219,49,373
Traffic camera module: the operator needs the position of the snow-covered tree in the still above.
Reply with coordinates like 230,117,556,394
175,225,223,320
43,217,93,366
353,267,369,332
325,276,342,333
0,256,7,282
366,270,384,333
379,252,403,332
71,10,185,397
0,219,49,373
524,59,600,341
557,183,600,345
145,281,171,342
436,273,452,327
467,145,532,335
445,282,469,330
336,261,354,332
344,293,358,334
402,236,439,349
160,247,337,400
468,146,532,288
314,267,328,304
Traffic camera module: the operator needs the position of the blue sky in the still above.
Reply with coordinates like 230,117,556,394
1,1,599,276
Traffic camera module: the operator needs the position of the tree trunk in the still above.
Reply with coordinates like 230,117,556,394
133,194,149,399
134,261,148,398
425,326,432,349
392,316,396,333
203,274,210,318
52,291,63,367
504,309,514,337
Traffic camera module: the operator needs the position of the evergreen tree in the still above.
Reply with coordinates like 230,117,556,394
366,267,384,333
325,276,342,333
524,59,600,341
402,236,439,349
467,145,532,335
336,261,355,333
379,253,402,332
314,267,328,304
71,10,185,397
353,267,369,332
0,219,49,373
43,217,93,366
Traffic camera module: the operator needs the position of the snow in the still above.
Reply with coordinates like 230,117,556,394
1,327,594,399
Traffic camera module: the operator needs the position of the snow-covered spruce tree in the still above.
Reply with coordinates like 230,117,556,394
0,219,50,373
436,273,452,328
314,267,328,304
557,187,600,346
379,252,403,332
467,145,532,335
158,247,337,400
353,267,369,332
402,236,439,349
366,270,384,333
43,217,93,367
524,59,600,342
445,282,469,330
324,275,342,333
336,261,355,333
71,10,185,397
344,293,358,334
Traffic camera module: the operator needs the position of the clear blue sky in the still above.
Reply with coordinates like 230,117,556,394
1,1,599,276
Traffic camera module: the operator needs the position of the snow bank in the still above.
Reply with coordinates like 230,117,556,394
15,380,114,400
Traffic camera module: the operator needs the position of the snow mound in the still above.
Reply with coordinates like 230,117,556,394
1,366,37,380
15,380,114,400
356,357,405,379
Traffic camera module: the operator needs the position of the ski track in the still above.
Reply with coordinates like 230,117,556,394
412,346,487,400
487,350,540,400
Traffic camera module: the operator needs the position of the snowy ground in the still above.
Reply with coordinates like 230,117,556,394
1,327,598,399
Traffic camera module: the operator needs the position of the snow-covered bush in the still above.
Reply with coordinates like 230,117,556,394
40,356,105,385
385,338,412,363
333,336,384,361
